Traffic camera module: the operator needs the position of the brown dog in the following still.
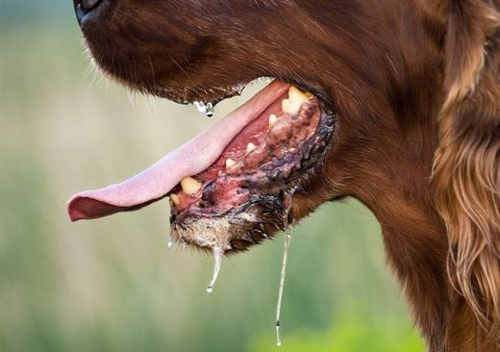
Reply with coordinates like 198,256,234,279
68,1,500,350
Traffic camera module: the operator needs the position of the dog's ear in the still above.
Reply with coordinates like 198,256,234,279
432,0,500,343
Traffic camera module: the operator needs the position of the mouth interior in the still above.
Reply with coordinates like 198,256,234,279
67,80,331,224
171,84,322,216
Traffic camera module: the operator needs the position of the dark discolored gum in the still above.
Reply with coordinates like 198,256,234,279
170,93,326,219
268,116,294,145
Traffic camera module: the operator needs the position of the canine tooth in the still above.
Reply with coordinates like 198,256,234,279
180,177,202,195
269,114,278,128
170,194,180,206
282,98,301,115
288,86,311,103
282,86,311,115
282,99,296,115
226,158,236,168
246,142,256,153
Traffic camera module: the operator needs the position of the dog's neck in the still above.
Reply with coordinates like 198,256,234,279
365,189,449,350
350,4,497,349
362,164,498,352
351,136,446,349
355,41,498,352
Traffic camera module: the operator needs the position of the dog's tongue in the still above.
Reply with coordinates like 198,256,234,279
68,81,289,221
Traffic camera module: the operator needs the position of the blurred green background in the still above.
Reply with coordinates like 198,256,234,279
1,2,424,351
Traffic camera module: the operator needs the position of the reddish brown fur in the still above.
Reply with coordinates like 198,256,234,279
75,0,500,350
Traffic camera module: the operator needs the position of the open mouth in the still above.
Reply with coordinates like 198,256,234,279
68,79,335,253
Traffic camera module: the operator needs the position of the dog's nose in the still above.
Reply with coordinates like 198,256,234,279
74,0,104,25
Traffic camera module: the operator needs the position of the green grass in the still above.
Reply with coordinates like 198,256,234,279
1,4,424,351
250,312,423,352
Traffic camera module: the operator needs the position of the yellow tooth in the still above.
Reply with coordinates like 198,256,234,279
246,142,256,153
269,114,278,128
289,86,311,104
225,158,236,169
282,86,311,115
282,98,301,115
170,193,180,206
180,176,202,195
282,98,299,115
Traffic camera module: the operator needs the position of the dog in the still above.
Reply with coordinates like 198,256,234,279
69,1,500,350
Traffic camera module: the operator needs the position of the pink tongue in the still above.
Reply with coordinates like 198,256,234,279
68,81,289,221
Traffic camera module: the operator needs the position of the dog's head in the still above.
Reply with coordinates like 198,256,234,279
72,0,442,249
69,0,500,344
71,0,395,251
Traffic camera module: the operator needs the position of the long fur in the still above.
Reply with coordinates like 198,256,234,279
432,0,500,346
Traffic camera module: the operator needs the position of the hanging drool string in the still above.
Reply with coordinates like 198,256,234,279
276,190,295,347
206,246,224,293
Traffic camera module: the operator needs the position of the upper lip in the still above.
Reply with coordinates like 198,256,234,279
166,78,334,116
158,78,271,108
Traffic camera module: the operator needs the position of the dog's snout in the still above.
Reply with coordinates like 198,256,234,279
74,0,106,26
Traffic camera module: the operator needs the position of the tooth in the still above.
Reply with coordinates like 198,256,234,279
180,177,202,195
282,98,300,115
282,86,311,115
269,114,278,128
170,193,180,206
281,99,290,113
289,86,311,104
246,142,256,153
226,158,236,168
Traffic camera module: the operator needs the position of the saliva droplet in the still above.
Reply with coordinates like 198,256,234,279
206,246,224,293
205,102,214,118
193,101,206,114
276,321,282,347
167,240,174,249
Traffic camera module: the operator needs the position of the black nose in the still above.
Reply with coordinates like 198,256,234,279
74,0,105,25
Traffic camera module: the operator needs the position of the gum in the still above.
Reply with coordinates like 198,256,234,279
172,96,321,212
